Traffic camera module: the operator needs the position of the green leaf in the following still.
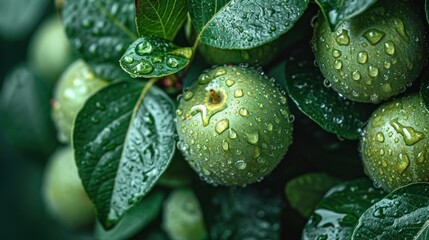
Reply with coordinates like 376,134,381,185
198,185,282,239
188,0,309,49
119,36,192,78
420,68,429,112
95,191,165,240
285,173,340,218
0,0,49,40
351,183,429,240
302,179,386,240
73,81,176,229
284,51,372,140
135,0,188,40
0,65,58,159
62,0,137,81
425,0,429,24
315,0,377,30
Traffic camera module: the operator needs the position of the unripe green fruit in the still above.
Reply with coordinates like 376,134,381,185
29,15,74,85
42,147,94,229
52,60,108,143
360,94,429,192
176,65,293,186
162,189,207,240
312,0,428,103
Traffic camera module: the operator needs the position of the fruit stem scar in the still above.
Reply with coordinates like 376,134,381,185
210,89,221,104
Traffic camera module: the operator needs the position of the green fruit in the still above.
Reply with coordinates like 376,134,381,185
42,147,94,229
360,94,429,192
29,15,74,85
52,60,108,143
176,65,293,186
162,189,207,240
312,0,428,103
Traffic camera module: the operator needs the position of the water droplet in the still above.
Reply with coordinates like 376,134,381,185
384,61,391,69
336,30,350,46
363,29,385,45
368,66,379,77
253,147,261,158
222,140,229,151
370,94,379,103
228,129,237,139
152,56,162,63
184,91,194,100
373,207,385,218
198,74,211,85
135,41,153,55
235,160,247,170
239,108,248,117
397,153,410,173
135,61,154,74
332,49,342,58
91,116,100,124
245,131,259,144
234,89,244,98
352,71,361,81
166,58,179,68
123,55,134,63
213,68,226,77
358,51,368,64
215,119,229,134
226,80,235,87
393,18,409,41
95,102,105,110
334,60,342,70
390,119,425,146
376,132,385,142
382,83,392,93
175,108,183,116
417,149,426,163
384,41,395,55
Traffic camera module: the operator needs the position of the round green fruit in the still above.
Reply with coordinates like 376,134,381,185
42,147,94,229
52,60,108,143
162,189,207,240
176,65,293,186
29,15,74,85
360,94,429,192
312,0,428,103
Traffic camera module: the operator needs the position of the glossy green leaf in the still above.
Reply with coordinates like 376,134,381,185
188,0,309,49
425,0,429,24
284,52,372,140
198,185,282,239
119,36,192,78
0,65,58,159
420,68,429,112
135,0,188,40
73,81,176,229
62,0,137,81
285,173,340,218
315,0,377,30
352,183,429,240
95,191,165,240
302,179,386,240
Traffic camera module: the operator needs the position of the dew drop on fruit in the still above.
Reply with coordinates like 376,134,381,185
397,153,410,173
384,41,395,55
184,91,194,101
135,41,153,55
213,68,227,77
373,207,385,218
245,131,259,144
335,30,350,46
382,83,392,93
323,79,332,87
375,132,385,143
215,119,229,134
175,108,183,116
393,18,409,41
368,66,379,77
332,49,342,58
228,129,237,139
416,149,426,163
389,119,425,146
333,60,342,70
363,29,385,45
226,79,235,87
197,73,211,85
357,51,368,64
239,108,248,117
234,89,244,98
235,160,247,170
253,147,261,158
352,71,361,81
222,140,229,151
370,94,380,103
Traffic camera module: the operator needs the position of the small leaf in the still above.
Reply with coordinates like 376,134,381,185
352,183,429,240
95,191,165,240
284,51,372,140
135,0,188,40
302,179,386,240
119,36,192,78
188,0,309,49
62,0,137,81
315,0,377,30
198,185,282,239
285,173,340,218
419,68,429,112
73,81,176,229
0,64,58,159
